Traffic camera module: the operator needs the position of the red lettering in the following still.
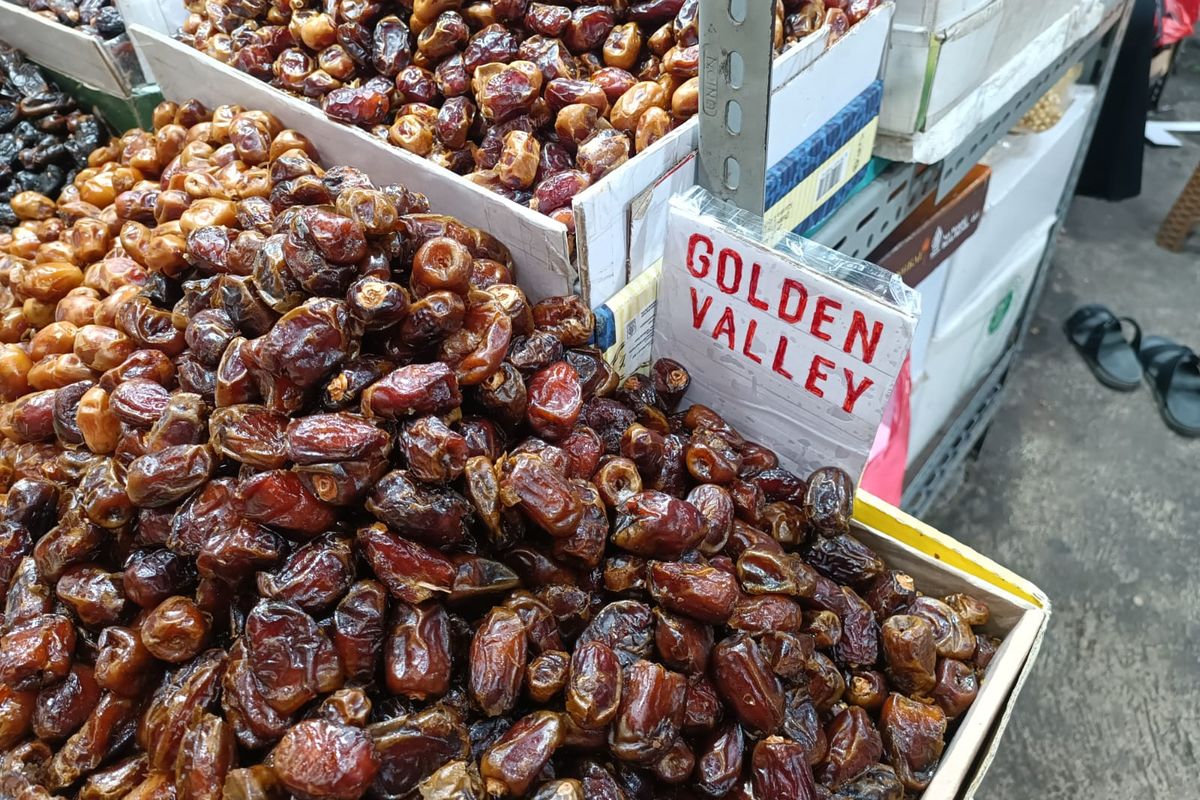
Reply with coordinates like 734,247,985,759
742,319,763,364
716,249,742,295
844,310,884,364
747,263,769,310
687,233,713,278
689,288,713,330
842,369,874,413
805,355,834,398
810,296,842,342
772,336,794,380
778,279,808,323
712,306,736,349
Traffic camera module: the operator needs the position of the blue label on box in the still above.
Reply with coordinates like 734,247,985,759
764,79,884,228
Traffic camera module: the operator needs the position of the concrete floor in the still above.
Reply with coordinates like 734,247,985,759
923,47,1200,800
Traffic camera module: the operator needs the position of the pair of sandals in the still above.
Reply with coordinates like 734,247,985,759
1065,304,1200,437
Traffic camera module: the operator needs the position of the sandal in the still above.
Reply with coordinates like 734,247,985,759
1063,304,1143,391
1137,336,1200,437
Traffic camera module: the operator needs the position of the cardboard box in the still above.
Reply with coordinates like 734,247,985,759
938,85,1094,328
852,491,1049,798
763,80,883,240
877,0,1106,162
871,165,991,286
0,2,145,96
129,5,892,310
593,264,660,379
601,192,1047,794
906,256,951,380
911,215,1053,457
880,1,1004,135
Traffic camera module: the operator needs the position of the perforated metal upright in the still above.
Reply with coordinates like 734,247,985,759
695,0,776,209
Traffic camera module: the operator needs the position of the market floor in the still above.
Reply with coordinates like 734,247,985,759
923,50,1200,800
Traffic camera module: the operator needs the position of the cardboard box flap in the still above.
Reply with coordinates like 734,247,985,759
0,3,140,96
652,189,918,480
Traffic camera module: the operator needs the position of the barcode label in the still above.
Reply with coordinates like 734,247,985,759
816,151,850,199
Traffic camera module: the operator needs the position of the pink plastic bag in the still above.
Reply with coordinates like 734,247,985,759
860,358,911,506
1161,0,1199,47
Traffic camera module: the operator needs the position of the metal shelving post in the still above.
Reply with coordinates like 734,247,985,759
696,0,775,210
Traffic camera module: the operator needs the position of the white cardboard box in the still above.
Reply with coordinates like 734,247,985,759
847,503,1049,800
879,1,1005,135
893,0,994,28
877,0,1105,160
129,6,892,310
938,85,1095,326
909,254,952,379
0,2,145,96
638,188,1048,797
910,216,1052,458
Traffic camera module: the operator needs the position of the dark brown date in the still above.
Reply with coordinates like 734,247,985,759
646,560,737,623
612,491,704,559
608,659,685,764
879,693,946,792
385,600,452,700
274,719,379,800
751,736,818,800
804,466,854,535
881,615,937,696
711,633,784,737
481,710,563,797
565,640,622,730
470,606,527,717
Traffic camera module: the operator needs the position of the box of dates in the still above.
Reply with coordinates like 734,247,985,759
0,1,145,97
0,93,1046,800
851,492,1050,799
647,186,1049,797
127,2,892,310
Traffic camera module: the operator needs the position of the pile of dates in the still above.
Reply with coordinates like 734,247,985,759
1,46,109,226
6,0,127,39
0,97,1000,800
176,0,880,225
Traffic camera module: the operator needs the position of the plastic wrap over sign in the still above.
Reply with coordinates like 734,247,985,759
652,188,919,479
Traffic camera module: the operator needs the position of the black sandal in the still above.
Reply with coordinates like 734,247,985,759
1063,304,1143,391
1137,336,1200,437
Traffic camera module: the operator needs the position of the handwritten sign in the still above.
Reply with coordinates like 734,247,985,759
652,191,917,479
